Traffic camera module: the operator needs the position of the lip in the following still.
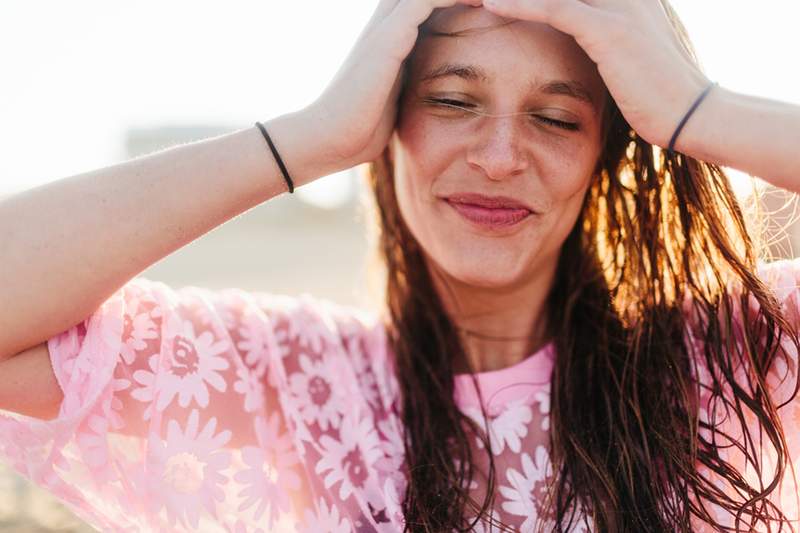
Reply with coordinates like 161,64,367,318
443,192,534,212
444,198,533,230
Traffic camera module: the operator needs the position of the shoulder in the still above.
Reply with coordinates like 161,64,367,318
121,278,388,361
190,284,399,415
43,277,393,425
255,291,398,417
680,258,800,402
223,287,389,366
679,257,800,335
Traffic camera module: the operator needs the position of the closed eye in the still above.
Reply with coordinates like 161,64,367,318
423,97,476,110
534,115,580,131
422,98,580,132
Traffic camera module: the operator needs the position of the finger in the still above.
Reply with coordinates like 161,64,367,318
651,0,699,66
369,0,402,25
357,0,417,50
387,0,483,30
482,0,601,41
380,0,483,59
357,0,402,46
366,0,479,46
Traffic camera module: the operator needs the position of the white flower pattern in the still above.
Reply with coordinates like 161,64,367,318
144,409,232,530
234,412,302,529
533,385,551,431
288,354,345,431
233,364,266,413
120,307,159,365
315,412,384,501
464,398,533,455
130,316,231,418
302,498,352,533
3,260,800,532
499,446,554,533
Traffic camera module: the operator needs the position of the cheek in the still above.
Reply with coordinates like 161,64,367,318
395,111,458,169
523,141,597,258
391,144,433,251
392,115,459,224
393,166,422,233
537,138,598,204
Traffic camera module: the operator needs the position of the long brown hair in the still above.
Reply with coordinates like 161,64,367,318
361,3,800,531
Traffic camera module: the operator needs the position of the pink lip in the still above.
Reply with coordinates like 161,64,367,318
445,199,533,229
444,192,534,211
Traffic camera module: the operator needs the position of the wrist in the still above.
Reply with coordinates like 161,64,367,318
662,73,716,154
670,82,732,163
262,106,350,190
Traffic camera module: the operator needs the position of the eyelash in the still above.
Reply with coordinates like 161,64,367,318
423,98,580,132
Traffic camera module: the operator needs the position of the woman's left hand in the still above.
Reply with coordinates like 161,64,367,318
482,0,711,148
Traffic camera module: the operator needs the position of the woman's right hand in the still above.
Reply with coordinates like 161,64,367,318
308,0,483,170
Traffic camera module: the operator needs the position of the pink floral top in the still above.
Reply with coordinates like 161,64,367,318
2,259,800,532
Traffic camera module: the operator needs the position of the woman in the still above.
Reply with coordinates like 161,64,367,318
1,0,799,531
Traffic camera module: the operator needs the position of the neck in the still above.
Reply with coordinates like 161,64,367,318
429,254,558,374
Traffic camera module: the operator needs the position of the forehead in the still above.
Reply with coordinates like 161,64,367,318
408,6,604,99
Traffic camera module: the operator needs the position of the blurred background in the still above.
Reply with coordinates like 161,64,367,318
0,0,799,530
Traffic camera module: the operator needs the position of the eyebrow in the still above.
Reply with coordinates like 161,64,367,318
420,63,489,84
419,62,597,110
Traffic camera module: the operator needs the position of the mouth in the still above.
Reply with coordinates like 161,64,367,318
444,199,534,230
443,192,534,212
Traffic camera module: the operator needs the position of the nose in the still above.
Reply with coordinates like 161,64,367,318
465,114,530,180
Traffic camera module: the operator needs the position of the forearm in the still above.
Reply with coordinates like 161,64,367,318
675,85,800,193
0,108,341,361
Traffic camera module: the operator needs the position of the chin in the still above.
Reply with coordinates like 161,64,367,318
432,251,531,289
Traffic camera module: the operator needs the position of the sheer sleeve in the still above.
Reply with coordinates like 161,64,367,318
752,258,800,526
0,276,396,532
686,258,800,531
754,258,800,458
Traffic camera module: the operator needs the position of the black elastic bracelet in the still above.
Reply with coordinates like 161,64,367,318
668,81,718,154
255,121,294,193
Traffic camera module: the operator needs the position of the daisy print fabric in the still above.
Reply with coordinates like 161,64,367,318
0,278,402,532
0,258,800,531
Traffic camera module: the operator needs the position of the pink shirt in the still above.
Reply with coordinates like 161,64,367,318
1,259,800,532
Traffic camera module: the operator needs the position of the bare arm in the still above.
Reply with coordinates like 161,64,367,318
676,85,800,194
0,109,342,362
0,343,61,419
0,0,480,403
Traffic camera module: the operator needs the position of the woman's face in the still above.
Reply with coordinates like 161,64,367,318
390,6,607,290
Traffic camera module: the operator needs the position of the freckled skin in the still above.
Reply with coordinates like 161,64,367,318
388,6,608,369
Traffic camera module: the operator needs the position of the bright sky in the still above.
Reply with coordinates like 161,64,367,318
1,1,798,204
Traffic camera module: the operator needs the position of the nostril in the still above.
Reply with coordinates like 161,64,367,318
466,141,529,180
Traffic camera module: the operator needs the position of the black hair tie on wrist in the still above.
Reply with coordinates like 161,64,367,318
668,81,718,154
255,121,294,194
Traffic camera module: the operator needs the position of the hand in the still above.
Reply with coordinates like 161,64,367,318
308,0,482,171
481,0,712,148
